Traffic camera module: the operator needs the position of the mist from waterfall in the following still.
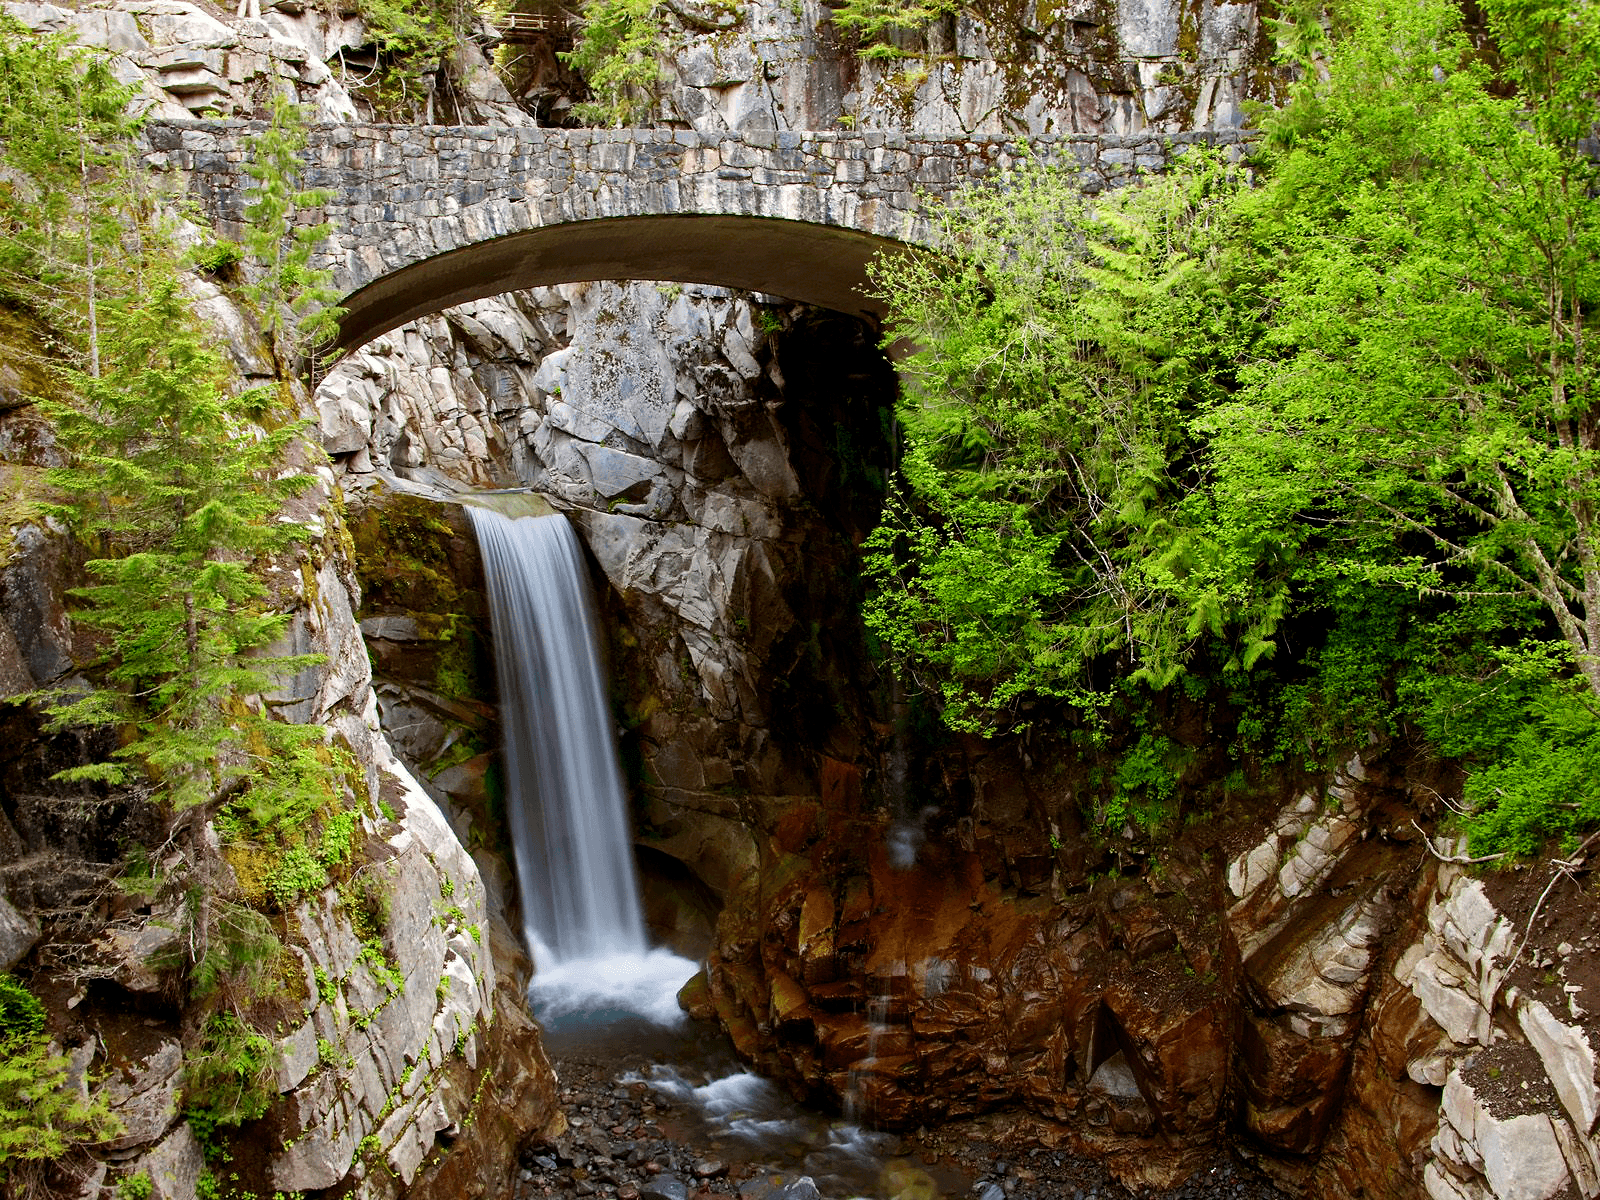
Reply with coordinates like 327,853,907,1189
469,506,647,967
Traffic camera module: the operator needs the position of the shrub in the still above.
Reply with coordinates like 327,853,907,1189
189,901,283,1002
0,978,121,1183
182,1013,277,1144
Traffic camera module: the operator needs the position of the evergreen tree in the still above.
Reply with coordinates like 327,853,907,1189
0,976,119,1191
561,0,668,125
241,90,341,370
0,18,138,367
38,272,343,973
41,278,326,808
0,17,367,1165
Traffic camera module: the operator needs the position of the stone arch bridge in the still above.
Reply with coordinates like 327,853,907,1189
147,121,1243,353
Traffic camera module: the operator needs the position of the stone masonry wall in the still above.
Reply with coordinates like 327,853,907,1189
147,121,1250,304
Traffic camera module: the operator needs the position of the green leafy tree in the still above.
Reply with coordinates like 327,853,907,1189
864,158,1244,732
868,0,1600,851
1207,0,1599,667
1199,0,1599,844
561,0,669,125
357,0,470,119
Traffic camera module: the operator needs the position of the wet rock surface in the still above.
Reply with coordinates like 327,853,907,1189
522,1032,1288,1200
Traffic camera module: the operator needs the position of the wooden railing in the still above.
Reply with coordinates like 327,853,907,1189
491,10,577,40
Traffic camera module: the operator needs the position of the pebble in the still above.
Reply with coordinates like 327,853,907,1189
643,1177,688,1200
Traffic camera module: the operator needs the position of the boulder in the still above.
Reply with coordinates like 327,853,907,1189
138,1123,205,1200
106,1038,183,1151
1438,1066,1571,1200
1,523,76,687
0,891,38,970
94,907,183,994
1517,998,1600,1135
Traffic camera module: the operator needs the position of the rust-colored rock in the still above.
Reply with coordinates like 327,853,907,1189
701,783,1246,1191
693,749,1568,1198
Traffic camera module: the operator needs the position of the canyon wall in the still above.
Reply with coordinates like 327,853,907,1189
308,257,1600,1200
0,4,562,1185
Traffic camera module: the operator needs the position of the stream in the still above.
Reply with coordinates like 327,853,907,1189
512,954,1289,1200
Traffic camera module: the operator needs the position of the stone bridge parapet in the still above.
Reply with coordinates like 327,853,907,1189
145,121,1249,350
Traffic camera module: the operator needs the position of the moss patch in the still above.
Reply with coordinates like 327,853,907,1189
350,490,464,614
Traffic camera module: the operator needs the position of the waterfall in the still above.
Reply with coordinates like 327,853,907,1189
468,506,647,966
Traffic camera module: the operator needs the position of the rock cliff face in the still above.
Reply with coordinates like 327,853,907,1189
320,279,898,958
0,445,560,1200
5,0,530,124
0,170,558,1200
506,0,1272,136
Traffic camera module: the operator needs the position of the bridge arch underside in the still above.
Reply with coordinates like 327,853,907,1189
335,214,915,354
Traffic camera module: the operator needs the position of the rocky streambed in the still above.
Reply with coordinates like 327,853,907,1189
515,1015,1289,1200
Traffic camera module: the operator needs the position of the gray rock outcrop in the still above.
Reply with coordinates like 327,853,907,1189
2,0,529,124
0,225,558,1200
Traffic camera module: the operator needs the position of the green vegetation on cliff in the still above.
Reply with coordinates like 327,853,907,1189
0,21,362,1173
561,0,671,125
868,0,1600,853
0,974,119,1189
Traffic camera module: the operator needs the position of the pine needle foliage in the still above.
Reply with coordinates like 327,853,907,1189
38,279,328,816
242,91,342,369
0,977,120,1187
0,17,140,369
355,0,472,119
0,18,367,1165
179,1012,276,1146
831,0,954,61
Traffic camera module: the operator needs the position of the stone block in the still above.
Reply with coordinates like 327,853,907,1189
1442,1068,1572,1200
1412,952,1488,1044
277,1018,320,1093
72,10,149,52
107,1038,182,1151
140,1123,205,1200
1424,1162,1491,1200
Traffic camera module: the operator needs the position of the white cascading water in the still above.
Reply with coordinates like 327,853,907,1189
468,504,694,1023
469,506,647,964
469,503,928,1194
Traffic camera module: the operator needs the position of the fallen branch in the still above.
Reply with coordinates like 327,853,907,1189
1507,861,1581,975
1548,828,1600,872
1411,820,1507,864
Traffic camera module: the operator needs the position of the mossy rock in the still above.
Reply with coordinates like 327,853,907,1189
349,490,466,614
